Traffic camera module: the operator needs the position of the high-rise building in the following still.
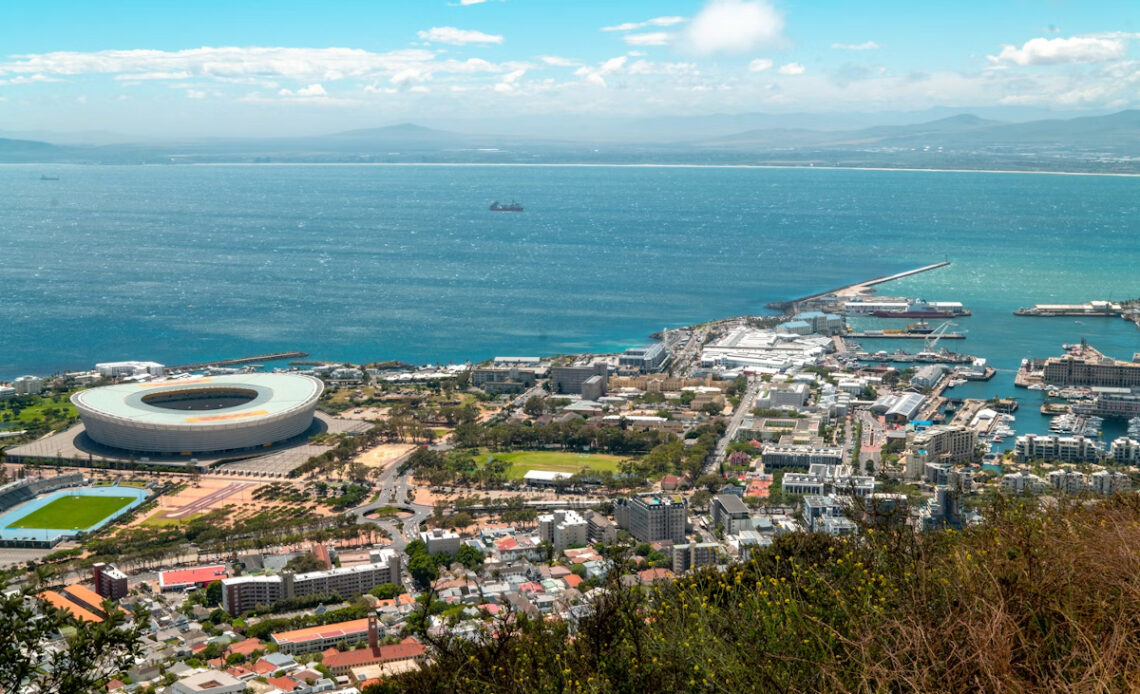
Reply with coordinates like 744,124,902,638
550,362,609,396
614,494,687,543
92,562,128,600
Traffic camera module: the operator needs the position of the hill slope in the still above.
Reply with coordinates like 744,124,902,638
374,495,1140,693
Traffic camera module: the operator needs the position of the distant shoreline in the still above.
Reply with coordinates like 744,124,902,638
177,162,1140,178
7,161,1140,178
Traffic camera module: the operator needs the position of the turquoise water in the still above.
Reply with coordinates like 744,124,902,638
2,164,1138,440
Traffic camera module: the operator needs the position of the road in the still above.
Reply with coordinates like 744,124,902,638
707,377,762,474
349,446,434,552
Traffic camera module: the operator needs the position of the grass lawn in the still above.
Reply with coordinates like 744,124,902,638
6,495,135,530
481,450,625,479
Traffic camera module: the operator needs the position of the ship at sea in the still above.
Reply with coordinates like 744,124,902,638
40,175,60,181
871,299,971,319
489,201,523,212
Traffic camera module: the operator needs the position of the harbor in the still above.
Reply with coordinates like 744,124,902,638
165,351,309,372
766,261,951,313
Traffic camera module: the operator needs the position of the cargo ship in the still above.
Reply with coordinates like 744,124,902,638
489,201,523,212
870,300,970,319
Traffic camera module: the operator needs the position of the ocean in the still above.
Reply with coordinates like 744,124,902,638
2,163,1138,438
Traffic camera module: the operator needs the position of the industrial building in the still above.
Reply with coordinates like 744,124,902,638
614,494,688,543
71,373,322,454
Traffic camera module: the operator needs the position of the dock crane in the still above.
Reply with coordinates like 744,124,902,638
918,321,957,359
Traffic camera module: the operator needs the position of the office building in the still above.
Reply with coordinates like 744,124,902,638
614,494,687,543
550,362,609,396
710,494,751,534
420,528,461,557
619,343,668,372
761,445,844,469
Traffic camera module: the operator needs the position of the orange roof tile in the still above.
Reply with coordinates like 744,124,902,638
39,591,103,623
272,618,371,646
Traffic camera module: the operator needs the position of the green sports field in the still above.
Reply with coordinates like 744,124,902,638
6,495,136,530
480,450,625,479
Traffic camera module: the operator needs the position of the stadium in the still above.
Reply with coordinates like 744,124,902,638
71,373,323,454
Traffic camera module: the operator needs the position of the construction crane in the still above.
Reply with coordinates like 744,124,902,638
922,321,957,354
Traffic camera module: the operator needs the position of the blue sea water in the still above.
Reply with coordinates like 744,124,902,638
2,163,1138,440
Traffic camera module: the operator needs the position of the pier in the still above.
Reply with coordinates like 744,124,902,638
166,351,309,372
767,261,951,312
847,332,965,340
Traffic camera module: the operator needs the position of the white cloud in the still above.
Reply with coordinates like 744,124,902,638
778,62,805,75
832,41,880,51
624,32,673,47
575,56,628,88
0,73,60,85
416,27,504,45
627,60,698,76
602,16,685,32
681,0,784,55
112,71,191,80
748,58,773,72
297,83,327,96
540,55,579,67
989,36,1125,66
459,0,487,4
186,89,206,99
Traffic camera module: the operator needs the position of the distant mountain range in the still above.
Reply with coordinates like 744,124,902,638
4,110,1140,171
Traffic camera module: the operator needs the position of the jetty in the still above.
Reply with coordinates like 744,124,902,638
847,331,965,340
767,261,951,312
166,351,309,372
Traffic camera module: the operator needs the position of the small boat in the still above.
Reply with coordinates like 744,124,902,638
40,175,59,181
489,201,523,212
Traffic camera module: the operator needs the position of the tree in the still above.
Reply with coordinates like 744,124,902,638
456,544,485,570
369,583,405,600
205,579,223,607
696,473,724,493
0,571,145,694
285,553,328,573
523,396,546,417
409,554,438,589
690,489,713,510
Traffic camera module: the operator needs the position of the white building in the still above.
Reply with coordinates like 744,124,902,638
699,327,832,371
95,361,165,378
0,386,15,400
1090,469,1131,496
1047,469,1087,495
1001,471,1046,495
1014,433,1103,463
755,382,810,410
537,509,588,551
1109,437,1140,464
13,375,44,395
421,528,462,557
910,365,948,389
172,671,245,694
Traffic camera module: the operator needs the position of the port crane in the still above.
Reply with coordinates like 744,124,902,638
917,321,957,358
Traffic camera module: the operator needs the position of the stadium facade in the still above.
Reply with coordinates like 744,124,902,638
71,373,323,454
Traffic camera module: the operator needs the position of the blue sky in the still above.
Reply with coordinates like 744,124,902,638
1,0,1138,136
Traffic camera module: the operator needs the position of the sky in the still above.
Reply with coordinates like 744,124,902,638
0,0,1138,137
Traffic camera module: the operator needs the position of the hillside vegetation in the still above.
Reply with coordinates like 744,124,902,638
376,495,1140,693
